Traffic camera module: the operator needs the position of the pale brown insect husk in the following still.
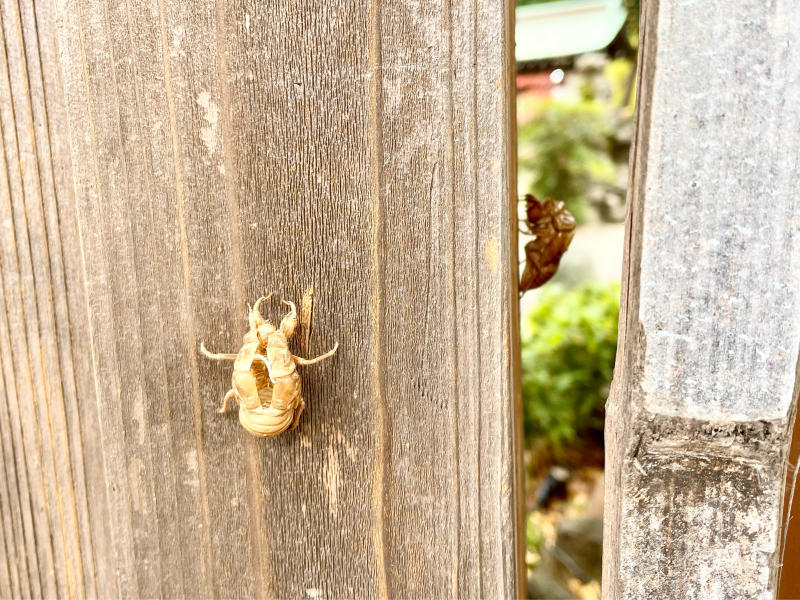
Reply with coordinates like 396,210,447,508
199,290,338,437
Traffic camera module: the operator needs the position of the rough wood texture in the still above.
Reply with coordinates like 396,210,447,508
778,415,800,598
0,0,522,597
604,1,800,599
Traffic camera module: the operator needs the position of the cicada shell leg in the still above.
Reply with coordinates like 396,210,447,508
249,293,274,330
219,389,237,413
289,398,306,430
280,299,298,338
292,341,339,366
199,342,237,361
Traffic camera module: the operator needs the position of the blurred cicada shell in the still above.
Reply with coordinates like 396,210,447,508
519,194,576,293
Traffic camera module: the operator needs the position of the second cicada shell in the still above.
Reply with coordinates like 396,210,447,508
200,292,338,438
519,194,576,293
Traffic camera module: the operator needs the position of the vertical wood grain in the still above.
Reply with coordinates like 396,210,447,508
605,1,800,598
0,0,521,597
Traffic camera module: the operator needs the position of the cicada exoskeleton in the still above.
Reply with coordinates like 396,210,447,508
200,291,338,437
519,194,576,293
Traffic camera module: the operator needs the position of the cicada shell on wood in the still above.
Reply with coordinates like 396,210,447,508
519,193,576,293
200,291,338,438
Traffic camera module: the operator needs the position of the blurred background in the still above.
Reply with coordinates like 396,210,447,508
515,1,638,598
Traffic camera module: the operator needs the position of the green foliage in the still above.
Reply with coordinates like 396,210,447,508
516,0,561,5
521,281,620,458
518,99,616,222
606,58,636,113
526,512,545,554
622,0,640,44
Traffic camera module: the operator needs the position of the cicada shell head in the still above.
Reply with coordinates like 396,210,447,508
523,193,545,224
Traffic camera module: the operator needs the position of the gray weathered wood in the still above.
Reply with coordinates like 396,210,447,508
604,1,800,598
0,0,522,597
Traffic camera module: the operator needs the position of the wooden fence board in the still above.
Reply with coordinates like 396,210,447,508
0,0,521,597
604,2,800,598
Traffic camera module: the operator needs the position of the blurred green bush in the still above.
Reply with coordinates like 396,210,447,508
521,281,620,459
518,98,617,223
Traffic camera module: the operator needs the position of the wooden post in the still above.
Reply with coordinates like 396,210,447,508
0,0,522,597
604,1,800,598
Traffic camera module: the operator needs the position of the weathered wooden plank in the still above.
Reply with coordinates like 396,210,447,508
0,0,116,596
0,0,521,597
604,1,800,598
221,2,385,598
16,0,104,595
0,276,32,599
0,14,58,600
0,0,104,595
378,0,464,594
